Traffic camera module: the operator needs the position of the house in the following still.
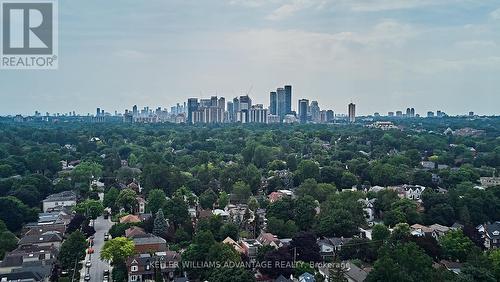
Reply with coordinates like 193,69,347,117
268,190,293,203
42,191,77,212
439,260,463,274
0,271,45,282
318,261,367,282
480,177,500,188
429,224,450,237
257,233,280,248
222,237,244,253
317,239,335,261
239,239,262,259
388,185,425,200
357,198,376,222
299,272,315,282
212,209,230,220
275,274,293,282
125,227,147,239
478,222,500,249
410,224,436,238
317,237,352,260
136,197,147,214
132,234,168,253
420,161,436,170
120,214,141,224
345,263,368,282
0,245,58,274
17,231,63,249
126,251,180,282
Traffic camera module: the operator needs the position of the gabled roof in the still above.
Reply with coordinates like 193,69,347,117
42,191,76,202
119,214,141,223
485,222,500,239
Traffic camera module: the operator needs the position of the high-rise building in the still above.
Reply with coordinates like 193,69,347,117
410,108,415,117
218,97,226,111
269,91,277,115
427,111,434,118
249,105,268,123
187,98,199,123
310,101,320,123
298,99,309,124
277,87,286,120
396,111,403,117
132,105,138,116
326,110,334,122
96,108,101,117
348,103,356,123
284,85,292,115
388,111,394,117
210,96,218,107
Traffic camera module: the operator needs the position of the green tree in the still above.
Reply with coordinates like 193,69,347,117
232,181,252,204
0,220,17,259
103,187,120,211
372,224,391,242
367,242,434,282
218,191,230,208
296,160,320,182
208,267,255,282
72,161,102,186
153,209,169,238
100,237,135,264
116,188,138,213
59,231,87,270
0,196,37,231
439,230,475,262
294,195,317,230
74,199,104,220
200,188,218,209
147,189,167,214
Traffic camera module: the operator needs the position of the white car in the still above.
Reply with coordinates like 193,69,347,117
85,261,91,268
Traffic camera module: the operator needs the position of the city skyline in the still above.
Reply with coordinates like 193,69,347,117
0,1,499,115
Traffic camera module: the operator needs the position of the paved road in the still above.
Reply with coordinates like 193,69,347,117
80,216,114,282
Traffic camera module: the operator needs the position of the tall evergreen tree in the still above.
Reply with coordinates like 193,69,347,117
153,209,168,237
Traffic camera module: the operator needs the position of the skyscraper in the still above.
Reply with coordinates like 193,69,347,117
348,103,356,123
284,85,292,115
187,98,199,124
277,87,286,120
298,99,309,124
310,101,320,123
269,91,277,115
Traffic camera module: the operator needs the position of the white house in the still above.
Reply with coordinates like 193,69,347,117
42,191,77,212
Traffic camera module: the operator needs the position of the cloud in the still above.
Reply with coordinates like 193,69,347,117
491,8,500,20
266,0,318,20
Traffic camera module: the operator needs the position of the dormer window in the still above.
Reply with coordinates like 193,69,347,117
493,231,500,236
131,265,138,272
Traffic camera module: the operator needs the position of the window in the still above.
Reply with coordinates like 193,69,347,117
131,265,138,272
130,275,137,281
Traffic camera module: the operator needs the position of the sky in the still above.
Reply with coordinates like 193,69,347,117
0,0,499,116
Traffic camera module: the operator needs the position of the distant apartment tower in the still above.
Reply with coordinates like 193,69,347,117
96,108,101,117
187,98,199,123
310,101,320,123
388,111,394,117
276,87,286,120
348,103,356,123
298,99,309,124
269,91,277,115
284,85,292,115
249,105,268,123
427,111,434,118
326,110,334,122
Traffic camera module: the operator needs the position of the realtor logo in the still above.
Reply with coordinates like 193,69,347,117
1,0,58,69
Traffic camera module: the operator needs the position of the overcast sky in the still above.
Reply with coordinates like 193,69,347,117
1,0,499,116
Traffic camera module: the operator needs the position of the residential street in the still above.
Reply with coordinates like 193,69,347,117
80,216,114,282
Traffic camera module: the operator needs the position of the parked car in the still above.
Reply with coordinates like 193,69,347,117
85,261,91,268
84,274,91,281
104,233,110,241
